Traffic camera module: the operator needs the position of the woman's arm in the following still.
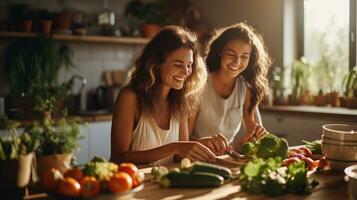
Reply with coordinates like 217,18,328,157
234,89,266,150
110,88,215,164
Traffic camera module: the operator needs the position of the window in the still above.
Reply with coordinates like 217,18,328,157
303,0,350,93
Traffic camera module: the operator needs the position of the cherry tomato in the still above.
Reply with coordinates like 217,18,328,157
57,177,81,197
282,157,301,166
41,168,63,191
299,146,313,157
108,172,133,193
80,176,101,198
64,167,84,181
118,163,138,180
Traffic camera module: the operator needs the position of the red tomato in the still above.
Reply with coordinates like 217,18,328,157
282,157,301,167
80,176,101,198
118,163,138,180
64,167,84,181
108,172,133,193
57,177,81,197
41,168,63,191
299,146,313,157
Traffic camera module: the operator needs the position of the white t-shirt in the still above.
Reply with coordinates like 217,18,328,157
193,76,247,143
130,113,179,165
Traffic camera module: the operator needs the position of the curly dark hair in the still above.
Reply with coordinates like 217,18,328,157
205,22,271,113
128,26,207,119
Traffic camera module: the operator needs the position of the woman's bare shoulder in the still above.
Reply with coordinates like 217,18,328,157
117,86,138,102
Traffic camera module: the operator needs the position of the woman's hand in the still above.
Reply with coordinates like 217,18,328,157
175,141,217,162
198,133,230,155
243,123,267,143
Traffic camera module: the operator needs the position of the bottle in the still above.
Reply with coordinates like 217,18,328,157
98,0,115,27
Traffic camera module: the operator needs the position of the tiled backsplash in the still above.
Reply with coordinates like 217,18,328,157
57,43,143,95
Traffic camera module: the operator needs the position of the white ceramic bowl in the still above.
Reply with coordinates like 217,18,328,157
344,165,357,199
321,142,357,161
327,159,357,171
322,135,357,146
322,124,357,142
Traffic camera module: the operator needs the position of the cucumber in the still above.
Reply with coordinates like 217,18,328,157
189,161,232,180
160,171,224,188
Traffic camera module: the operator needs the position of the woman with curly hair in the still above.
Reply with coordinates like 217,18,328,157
189,22,272,154
110,26,216,165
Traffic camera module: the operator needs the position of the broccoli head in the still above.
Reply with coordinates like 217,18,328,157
274,138,289,159
260,134,280,149
241,142,256,156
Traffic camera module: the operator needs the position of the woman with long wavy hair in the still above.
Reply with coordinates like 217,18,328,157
111,26,216,165
189,22,272,154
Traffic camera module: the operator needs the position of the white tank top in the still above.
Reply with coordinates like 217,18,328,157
193,76,247,143
130,113,179,165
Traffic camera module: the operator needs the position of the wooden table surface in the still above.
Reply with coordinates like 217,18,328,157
113,166,347,200
23,157,349,200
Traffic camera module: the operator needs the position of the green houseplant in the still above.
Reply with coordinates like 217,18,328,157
290,58,310,105
341,66,357,108
25,111,83,180
124,0,169,38
5,36,75,119
0,120,40,195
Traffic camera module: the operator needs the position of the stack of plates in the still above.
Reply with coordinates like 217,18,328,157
321,124,357,171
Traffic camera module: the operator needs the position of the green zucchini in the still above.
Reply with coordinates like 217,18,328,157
189,161,232,180
160,171,224,188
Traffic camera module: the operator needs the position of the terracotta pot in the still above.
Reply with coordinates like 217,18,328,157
328,92,340,107
55,11,72,32
23,20,32,32
0,153,34,189
140,24,161,38
314,95,328,106
41,20,53,36
35,153,72,180
345,97,357,108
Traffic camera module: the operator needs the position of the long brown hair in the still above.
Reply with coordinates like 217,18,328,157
128,26,207,119
205,22,271,113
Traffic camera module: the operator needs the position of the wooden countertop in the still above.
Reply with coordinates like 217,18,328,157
261,105,357,122
23,157,348,200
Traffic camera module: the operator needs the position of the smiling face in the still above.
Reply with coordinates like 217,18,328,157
160,47,193,90
219,39,252,78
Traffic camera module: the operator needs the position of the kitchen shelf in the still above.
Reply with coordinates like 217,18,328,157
0,31,149,45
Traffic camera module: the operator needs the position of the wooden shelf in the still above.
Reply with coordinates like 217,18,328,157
0,31,149,45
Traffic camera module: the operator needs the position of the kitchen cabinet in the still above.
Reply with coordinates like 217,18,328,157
74,121,112,165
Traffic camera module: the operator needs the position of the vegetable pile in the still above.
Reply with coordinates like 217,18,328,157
40,156,144,198
151,159,234,188
241,133,289,159
239,157,319,196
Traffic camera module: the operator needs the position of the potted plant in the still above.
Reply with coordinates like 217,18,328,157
5,36,75,119
124,0,170,38
289,57,310,105
268,65,288,105
341,66,357,108
25,109,83,181
0,120,40,198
